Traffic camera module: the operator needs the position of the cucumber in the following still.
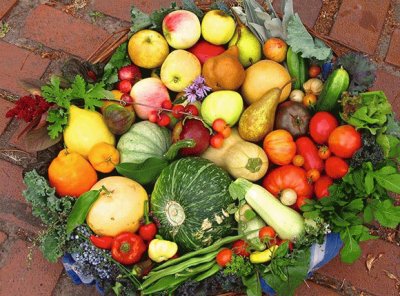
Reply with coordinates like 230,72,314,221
286,47,308,89
316,67,350,112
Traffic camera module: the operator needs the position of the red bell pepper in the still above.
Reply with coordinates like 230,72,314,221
111,232,146,265
138,200,158,241
90,235,114,249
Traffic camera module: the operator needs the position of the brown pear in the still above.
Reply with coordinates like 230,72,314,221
238,87,281,142
202,45,245,91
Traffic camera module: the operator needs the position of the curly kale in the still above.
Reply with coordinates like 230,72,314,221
23,170,74,262
336,52,376,94
350,132,385,168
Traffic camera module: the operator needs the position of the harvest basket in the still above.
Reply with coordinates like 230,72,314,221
17,0,399,296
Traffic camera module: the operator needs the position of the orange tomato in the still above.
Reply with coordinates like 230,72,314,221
48,149,98,197
88,142,120,173
303,93,317,107
101,90,134,113
292,155,305,167
263,130,296,165
306,169,321,183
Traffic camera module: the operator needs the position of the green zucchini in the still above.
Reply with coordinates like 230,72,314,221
286,47,308,89
316,67,350,112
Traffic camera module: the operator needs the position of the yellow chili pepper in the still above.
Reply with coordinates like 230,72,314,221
148,239,178,263
249,245,278,264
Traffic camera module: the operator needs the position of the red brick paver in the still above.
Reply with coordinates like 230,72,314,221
273,0,323,28
0,98,14,135
0,0,18,20
330,0,391,54
386,28,400,66
0,231,7,245
0,159,27,203
0,240,63,296
295,280,339,296
371,69,400,115
23,5,110,59
317,239,400,296
0,41,50,96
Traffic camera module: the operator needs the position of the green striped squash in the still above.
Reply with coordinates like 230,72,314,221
151,157,235,252
117,121,172,163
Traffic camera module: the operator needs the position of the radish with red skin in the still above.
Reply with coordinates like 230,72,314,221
118,80,133,94
118,64,142,83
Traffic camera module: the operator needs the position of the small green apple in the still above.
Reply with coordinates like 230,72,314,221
201,91,244,126
201,10,236,45
160,50,201,92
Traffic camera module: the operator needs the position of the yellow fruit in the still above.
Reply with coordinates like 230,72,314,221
86,176,148,236
241,60,291,104
63,105,115,158
101,90,133,113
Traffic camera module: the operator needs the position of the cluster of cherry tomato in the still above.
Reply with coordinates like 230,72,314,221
293,111,361,202
148,100,199,127
215,226,292,267
210,118,232,148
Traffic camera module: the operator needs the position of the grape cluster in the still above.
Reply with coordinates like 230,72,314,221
69,226,118,281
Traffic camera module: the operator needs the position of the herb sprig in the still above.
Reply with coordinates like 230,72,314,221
41,75,107,139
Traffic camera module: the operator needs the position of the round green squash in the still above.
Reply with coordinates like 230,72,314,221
117,121,172,163
151,157,235,252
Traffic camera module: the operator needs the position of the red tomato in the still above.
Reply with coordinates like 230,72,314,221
216,248,233,267
318,145,331,160
309,112,338,144
210,133,224,148
276,239,294,251
263,165,313,198
232,240,250,257
259,226,276,241
295,137,324,172
308,65,321,78
328,125,362,158
325,156,349,179
314,175,333,199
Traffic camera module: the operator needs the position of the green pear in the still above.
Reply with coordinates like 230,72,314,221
229,25,262,67
238,87,281,142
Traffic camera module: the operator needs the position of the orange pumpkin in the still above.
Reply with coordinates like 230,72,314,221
88,142,120,173
48,149,98,197
263,130,296,165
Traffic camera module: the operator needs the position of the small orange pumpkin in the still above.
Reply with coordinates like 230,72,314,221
48,149,98,197
88,142,120,173
263,130,296,165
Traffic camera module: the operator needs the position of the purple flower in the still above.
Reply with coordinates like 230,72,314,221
184,75,211,103
184,85,198,103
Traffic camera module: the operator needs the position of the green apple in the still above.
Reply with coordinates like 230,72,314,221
201,10,236,45
160,50,201,92
201,91,244,126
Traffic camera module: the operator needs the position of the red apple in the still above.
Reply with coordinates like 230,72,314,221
118,64,142,83
130,77,170,119
188,40,225,64
172,119,210,156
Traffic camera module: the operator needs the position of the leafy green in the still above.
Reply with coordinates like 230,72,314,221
41,75,107,139
101,42,131,89
224,255,254,277
302,163,400,263
22,170,74,262
182,0,204,18
262,244,310,296
286,14,332,61
242,271,262,296
116,158,169,185
66,189,101,234
335,53,376,95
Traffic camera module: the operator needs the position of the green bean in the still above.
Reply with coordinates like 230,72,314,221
194,263,220,282
141,249,221,289
175,260,216,278
151,234,243,272
142,274,190,295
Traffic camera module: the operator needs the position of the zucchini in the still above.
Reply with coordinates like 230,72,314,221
316,67,349,112
286,47,308,89
229,178,305,241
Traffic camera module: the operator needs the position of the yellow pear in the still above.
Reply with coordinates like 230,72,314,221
228,25,262,67
238,87,282,142
63,105,115,158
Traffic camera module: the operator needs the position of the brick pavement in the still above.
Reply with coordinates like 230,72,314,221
0,1,399,295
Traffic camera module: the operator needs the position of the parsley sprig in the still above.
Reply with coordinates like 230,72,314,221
41,75,106,139
301,162,400,263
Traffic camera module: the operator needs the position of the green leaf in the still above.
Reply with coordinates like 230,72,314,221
66,190,100,234
365,172,374,195
71,75,86,98
344,199,364,212
340,228,362,263
363,204,374,223
101,42,131,89
182,0,204,18
286,14,332,61
130,7,152,34
116,158,169,185
46,108,69,139
373,172,400,193
373,199,400,228
242,272,262,296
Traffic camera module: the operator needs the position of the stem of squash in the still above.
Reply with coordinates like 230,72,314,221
246,157,262,173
